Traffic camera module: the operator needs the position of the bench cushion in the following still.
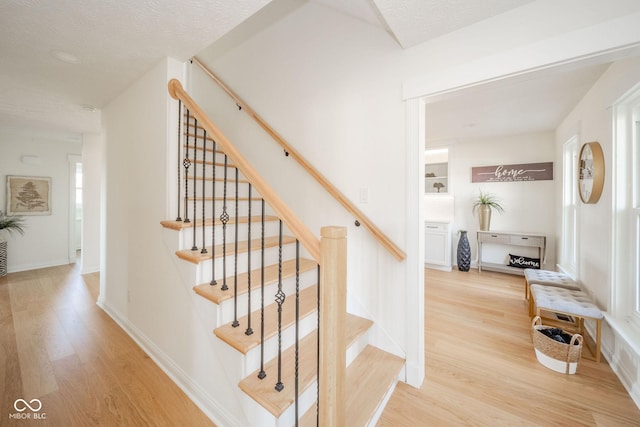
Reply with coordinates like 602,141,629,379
530,284,603,319
524,269,580,290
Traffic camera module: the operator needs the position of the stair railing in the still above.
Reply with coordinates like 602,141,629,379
190,57,406,262
169,79,345,425
170,79,320,262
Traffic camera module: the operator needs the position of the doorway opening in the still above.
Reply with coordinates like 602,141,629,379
68,155,82,265
75,162,83,261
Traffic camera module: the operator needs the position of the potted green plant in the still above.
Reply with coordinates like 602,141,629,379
472,190,504,231
0,210,26,277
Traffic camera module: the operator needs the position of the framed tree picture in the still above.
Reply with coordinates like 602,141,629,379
6,175,52,215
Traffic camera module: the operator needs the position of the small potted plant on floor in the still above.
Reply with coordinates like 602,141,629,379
0,210,26,277
472,190,504,231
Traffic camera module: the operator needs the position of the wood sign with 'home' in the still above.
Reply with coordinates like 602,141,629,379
471,162,553,183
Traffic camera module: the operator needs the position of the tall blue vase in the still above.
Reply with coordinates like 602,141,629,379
457,230,471,272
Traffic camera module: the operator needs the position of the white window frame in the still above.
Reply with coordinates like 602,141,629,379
612,83,640,333
560,135,579,278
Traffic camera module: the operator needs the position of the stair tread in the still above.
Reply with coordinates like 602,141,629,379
186,196,262,201
185,175,249,183
160,215,279,231
183,134,224,148
298,345,404,427
176,235,296,264
239,314,373,417
190,159,232,167
193,258,317,304
214,285,318,354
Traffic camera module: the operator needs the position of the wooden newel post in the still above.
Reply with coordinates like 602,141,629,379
319,226,347,426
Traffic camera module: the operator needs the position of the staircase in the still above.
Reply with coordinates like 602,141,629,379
161,79,404,426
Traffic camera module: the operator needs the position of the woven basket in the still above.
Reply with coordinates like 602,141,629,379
531,316,583,374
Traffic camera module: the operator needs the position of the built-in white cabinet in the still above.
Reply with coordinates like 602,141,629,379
425,221,451,271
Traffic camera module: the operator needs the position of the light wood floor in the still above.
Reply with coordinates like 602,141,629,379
378,268,640,426
4,263,639,426
0,262,214,426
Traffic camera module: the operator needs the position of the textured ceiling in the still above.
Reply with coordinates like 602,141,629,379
0,0,272,135
0,0,632,141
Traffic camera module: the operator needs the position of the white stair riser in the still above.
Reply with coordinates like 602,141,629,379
346,328,371,367
239,379,318,427
277,382,317,427
183,179,262,200
239,327,372,427
215,269,317,325
194,244,298,283
180,162,247,179
178,201,261,223
192,290,221,328
179,220,282,250
241,312,318,377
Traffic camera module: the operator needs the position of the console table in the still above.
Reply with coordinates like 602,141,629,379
477,230,546,275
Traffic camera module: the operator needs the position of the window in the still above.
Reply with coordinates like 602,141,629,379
75,163,83,219
612,83,640,329
560,136,578,278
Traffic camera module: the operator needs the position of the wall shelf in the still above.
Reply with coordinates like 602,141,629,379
425,162,448,194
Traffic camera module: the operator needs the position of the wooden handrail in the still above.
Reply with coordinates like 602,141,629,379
168,79,321,263
191,57,406,262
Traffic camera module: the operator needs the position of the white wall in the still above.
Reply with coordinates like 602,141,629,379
92,2,640,419
81,132,102,274
442,131,557,268
189,0,640,389
556,56,640,405
0,129,81,271
100,57,245,426
193,1,412,373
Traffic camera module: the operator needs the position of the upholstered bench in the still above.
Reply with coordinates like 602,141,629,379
529,284,603,362
524,268,580,301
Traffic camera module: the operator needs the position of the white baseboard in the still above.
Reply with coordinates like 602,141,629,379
404,360,424,388
424,263,452,272
81,264,100,275
96,300,244,427
598,316,640,410
7,258,72,273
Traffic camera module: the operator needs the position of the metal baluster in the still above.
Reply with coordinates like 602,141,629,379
183,110,191,224
191,118,199,251
295,240,300,425
316,265,320,426
258,199,266,379
176,100,182,222
275,220,285,392
210,141,217,286
245,184,253,335
201,130,208,255
220,155,229,291
232,167,240,328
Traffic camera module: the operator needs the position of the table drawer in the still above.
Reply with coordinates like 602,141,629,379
509,235,544,247
478,233,510,244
